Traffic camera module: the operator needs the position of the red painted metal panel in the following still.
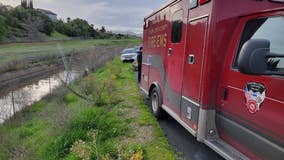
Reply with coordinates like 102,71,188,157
141,64,149,91
142,0,284,159
217,10,284,159
182,17,208,103
164,2,187,95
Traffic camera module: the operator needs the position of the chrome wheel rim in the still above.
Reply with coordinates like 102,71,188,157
152,92,158,113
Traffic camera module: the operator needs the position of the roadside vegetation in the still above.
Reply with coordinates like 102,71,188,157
48,31,72,41
0,57,176,160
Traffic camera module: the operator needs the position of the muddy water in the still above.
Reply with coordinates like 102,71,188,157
0,45,124,124
0,71,81,124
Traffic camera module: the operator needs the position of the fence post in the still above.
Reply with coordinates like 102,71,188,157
11,90,15,115
49,76,52,95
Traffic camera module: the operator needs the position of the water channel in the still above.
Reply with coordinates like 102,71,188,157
0,70,81,124
0,45,123,124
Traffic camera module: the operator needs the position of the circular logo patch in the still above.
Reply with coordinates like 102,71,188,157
247,100,259,114
244,82,266,115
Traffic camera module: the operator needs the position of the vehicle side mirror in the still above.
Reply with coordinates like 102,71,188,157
238,39,284,76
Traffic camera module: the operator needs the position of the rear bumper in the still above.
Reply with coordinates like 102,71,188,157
121,57,135,61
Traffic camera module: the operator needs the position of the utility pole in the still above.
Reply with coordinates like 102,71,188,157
21,0,28,9
29,0,33,9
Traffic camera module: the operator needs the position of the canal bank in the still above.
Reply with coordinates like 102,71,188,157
0,57,176,160
0,45,125,124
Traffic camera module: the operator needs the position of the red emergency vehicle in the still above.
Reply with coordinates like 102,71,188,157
140,0,284,159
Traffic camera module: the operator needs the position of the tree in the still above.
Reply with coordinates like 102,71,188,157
55,18,98,38
0,15,6,40
100,26,106,33
67,18,91,37
42,17,54,35
29,0,33,9
31,10,54,35
88,25,98,38
21,0,28,9
54,19,65,33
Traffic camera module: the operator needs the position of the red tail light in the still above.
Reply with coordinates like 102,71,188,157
199,0,210,5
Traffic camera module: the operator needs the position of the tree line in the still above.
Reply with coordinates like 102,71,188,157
54,18,115,39
0,4,129,42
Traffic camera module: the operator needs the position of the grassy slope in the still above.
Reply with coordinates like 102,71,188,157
0,57,175,160
0,38,141,64
48,31,72,41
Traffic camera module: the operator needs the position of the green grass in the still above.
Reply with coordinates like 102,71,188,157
64,93,79,104
0,57,175,160
46,108,127,160
48,31,72,41
0,38,141,64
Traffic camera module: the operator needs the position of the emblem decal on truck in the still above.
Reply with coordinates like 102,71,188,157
244,82,266,114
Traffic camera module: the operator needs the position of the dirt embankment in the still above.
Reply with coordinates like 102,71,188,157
0,45,126,95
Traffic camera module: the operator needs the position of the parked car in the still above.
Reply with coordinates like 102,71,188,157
120,48,138,62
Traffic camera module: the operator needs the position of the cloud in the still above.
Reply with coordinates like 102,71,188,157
0,0,19,6
0,0,168,34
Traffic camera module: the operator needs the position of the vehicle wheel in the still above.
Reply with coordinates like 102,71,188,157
150,88,164,118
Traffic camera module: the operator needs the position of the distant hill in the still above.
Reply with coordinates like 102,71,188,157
0,4,54,42
112,30,142,38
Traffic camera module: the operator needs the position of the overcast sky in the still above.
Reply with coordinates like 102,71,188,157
0,0,168,34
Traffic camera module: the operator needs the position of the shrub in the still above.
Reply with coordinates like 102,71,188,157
64,93,79,104
45,108,127,159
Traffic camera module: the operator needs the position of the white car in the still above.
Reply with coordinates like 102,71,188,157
120,48,138,62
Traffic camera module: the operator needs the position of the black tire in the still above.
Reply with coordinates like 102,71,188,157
150,87,164,119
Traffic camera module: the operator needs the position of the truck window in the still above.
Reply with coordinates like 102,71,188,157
234,16,284,71
171,10,183,43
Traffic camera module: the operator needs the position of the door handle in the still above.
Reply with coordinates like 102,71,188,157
168,48,172,56
188,54,195,64
222,88,228,101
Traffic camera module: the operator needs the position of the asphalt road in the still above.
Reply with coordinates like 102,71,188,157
143,97,223,160
158,115,224,160
135,71,223,160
